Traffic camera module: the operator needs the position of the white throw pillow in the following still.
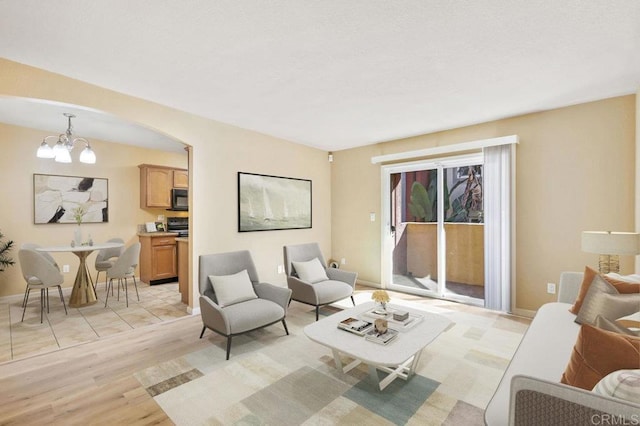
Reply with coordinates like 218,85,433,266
292,257,328,283
208,269,257,307
592,369,640,403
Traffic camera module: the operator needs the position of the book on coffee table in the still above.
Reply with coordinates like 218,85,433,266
362,308,423,331
365,328,399,345
337,317,373,336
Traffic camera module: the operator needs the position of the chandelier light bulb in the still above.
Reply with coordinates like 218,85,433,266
79,146,96,164
55,147,72,163
36,140,55,158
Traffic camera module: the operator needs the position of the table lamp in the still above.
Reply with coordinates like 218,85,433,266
581,231,640,273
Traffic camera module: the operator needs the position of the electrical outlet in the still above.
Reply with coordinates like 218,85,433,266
370,212,376,222
341,258,346,265
547,282,556,294
63,264,70,273
157,214,165,221
277,265,284,274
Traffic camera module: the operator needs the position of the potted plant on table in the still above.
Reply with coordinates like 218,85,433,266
71,205,87,245
371,289,390,314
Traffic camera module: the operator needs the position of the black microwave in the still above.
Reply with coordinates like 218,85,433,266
171,188,188,211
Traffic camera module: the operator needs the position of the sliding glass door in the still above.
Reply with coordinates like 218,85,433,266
383,154,485,305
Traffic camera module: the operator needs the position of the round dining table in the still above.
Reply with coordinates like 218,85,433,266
36,242,124,307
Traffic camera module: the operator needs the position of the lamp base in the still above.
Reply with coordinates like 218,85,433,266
598,254,619,274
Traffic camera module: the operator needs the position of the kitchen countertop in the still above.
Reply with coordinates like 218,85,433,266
137,232,180,237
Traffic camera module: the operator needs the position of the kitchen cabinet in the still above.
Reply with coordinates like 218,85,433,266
139,233,178,284
139,164,188,209
173,169,189,188
177,238,189,304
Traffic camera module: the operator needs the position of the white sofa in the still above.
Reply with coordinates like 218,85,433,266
484,272,640,425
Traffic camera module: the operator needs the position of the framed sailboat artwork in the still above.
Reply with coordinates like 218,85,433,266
238,172,312,232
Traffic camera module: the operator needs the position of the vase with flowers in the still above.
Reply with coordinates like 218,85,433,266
371,289,390,315
71,205,87,245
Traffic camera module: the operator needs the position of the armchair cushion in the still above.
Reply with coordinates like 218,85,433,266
313,280,354,305
224,298,285,334
209,269,257,307
292,257,328,283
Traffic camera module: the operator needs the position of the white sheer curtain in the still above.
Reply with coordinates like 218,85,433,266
483,143,515,312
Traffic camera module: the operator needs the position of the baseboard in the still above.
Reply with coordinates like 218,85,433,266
511,308,536,318
188,306,201,315
356,279,381,288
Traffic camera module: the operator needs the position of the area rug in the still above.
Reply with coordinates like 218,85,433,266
134,294,528,425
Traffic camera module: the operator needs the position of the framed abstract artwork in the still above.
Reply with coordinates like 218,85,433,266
238,172,312,232
33,174,109,224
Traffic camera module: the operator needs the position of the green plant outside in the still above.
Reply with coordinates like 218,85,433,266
407,167,482,223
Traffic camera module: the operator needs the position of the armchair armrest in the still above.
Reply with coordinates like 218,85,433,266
326,268,357,288
199,295,229,335
286,276,318,305
254,282,292,310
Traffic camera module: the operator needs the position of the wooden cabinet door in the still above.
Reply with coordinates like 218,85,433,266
151,244,177,280
173,169,189,188
142,167,172,208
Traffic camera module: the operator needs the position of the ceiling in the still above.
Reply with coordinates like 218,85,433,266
0,1,639,152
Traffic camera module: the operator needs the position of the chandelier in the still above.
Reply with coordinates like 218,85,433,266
36,113,96,164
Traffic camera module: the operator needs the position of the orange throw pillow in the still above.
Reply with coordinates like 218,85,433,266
569,266,640,314
560,324,640,390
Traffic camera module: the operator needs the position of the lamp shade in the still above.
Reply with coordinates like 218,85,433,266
581,231,640,255
79,146,96,164
36,141,55,158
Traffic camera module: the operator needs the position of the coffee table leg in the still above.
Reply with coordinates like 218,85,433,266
408,349,424,377
331,349,344,371
368,364,380,387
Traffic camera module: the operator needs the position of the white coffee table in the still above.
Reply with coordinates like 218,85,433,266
304,301,452,390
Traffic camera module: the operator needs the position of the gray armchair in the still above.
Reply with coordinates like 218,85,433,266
283,242,357,321
198,250,292,360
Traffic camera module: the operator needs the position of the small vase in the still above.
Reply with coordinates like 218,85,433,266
374,301,388,315
74,225,82,245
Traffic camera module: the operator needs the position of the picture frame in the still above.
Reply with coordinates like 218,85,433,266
33,174,109,224
238,172,312,232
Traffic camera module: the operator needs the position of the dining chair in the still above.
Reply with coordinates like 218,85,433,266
18,249,68,323
20,243,60,309
94,237,125,293
104,242,141,307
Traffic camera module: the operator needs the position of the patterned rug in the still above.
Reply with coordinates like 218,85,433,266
133,293,529,425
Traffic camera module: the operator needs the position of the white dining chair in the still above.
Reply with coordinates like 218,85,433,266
18,249,68,323
104,243,141,308
94,237,125,293
20,243,60,309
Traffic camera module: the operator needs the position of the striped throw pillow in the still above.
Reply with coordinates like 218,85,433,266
592,369,640,403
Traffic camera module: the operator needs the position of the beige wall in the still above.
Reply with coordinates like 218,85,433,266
332,95,636,312
0,59,331,309
1,58,634,314
0,122,188,297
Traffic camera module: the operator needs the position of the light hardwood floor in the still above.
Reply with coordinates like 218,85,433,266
0,286,530,424
0,313,206,424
